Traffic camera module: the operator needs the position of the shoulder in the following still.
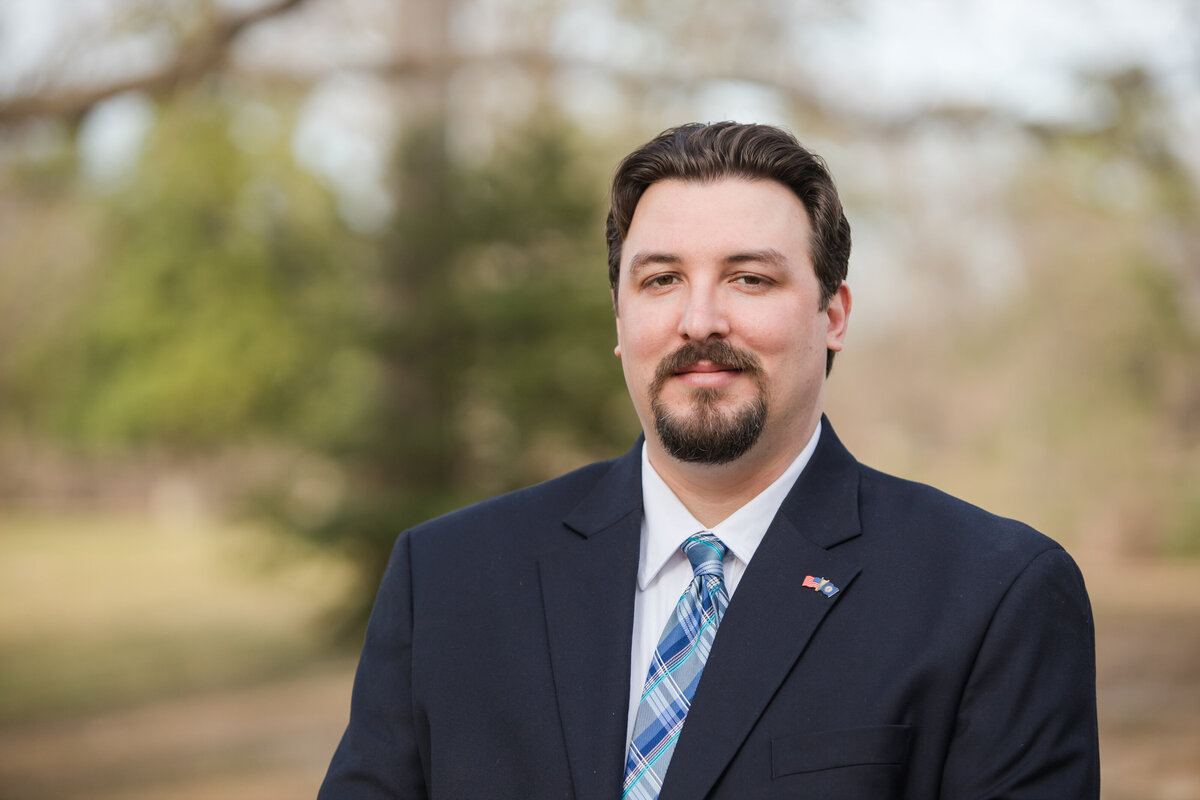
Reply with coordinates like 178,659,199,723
850,463,1093,665
855,463,1071,583
404,455,624,552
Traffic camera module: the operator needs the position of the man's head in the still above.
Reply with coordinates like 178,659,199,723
607,123,851,468
607,122,851,375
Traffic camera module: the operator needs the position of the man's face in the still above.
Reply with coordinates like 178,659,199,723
614,177,849,468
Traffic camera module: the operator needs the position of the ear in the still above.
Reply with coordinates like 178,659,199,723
612,288,623,358
825,283,851,352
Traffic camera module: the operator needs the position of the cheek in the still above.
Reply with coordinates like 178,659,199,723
751,321,824,383
617,309,674,356
741,318,801,358
615,322,656,383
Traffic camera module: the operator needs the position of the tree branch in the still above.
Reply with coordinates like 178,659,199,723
235,47,1011,139
0,0,311,125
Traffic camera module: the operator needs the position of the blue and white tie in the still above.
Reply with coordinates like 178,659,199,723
623,532,730,800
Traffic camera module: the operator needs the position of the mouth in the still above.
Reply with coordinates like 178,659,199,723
669,358,749,390
674,359,742,376
650,341,763,397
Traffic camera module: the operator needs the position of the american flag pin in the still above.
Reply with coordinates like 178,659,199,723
802,575,839,597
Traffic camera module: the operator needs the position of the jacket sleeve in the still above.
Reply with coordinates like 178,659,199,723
939,546,1100,798
318,533,428,799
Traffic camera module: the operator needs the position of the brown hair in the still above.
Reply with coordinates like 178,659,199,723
606,122,851,373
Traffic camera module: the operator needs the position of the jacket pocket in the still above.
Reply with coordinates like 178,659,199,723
772,724,913,778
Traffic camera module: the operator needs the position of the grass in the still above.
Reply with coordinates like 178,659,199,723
0,512,356,723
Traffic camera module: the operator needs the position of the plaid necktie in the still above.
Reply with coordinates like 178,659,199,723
623,532,730,800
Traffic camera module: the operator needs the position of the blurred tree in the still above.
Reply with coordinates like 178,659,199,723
0,0,311,125
1050,68,1200,553
3,82,635,628
9,91,372,450
281,117,635,630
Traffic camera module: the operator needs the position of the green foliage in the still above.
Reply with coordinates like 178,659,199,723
29,94,374,448
284,120,637,629
4,93,636,630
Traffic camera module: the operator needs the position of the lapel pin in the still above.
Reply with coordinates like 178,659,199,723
802,575,840,597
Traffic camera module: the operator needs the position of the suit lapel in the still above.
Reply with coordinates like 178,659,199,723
539,441,643,800
660,419,865,800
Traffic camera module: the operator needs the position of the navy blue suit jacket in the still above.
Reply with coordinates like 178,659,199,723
319,419,1099,798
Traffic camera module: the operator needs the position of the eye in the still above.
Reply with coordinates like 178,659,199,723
644,274,679,289
733,274,769,286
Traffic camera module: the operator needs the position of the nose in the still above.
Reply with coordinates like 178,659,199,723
677,283,730,341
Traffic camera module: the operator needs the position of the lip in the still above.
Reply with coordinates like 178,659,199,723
672,360,743,387
675,359,736,374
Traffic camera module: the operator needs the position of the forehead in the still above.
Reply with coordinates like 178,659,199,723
621,177,812,270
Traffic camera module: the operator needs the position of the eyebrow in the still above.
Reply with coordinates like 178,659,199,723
724,248,789,269
626,248,789,278
626,251,681,279
624,255,681,286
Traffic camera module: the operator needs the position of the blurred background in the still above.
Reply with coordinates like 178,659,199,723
0,0,1197,797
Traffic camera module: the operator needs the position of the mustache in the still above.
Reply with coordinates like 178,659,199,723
650,340,763,395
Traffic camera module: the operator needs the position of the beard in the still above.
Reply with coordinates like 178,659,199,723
649,340,767,465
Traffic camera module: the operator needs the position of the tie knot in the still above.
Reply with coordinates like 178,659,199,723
682,532,727,578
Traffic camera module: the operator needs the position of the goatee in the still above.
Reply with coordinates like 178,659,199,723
649,340,767,465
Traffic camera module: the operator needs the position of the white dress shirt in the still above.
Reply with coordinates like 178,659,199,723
625,421,822,747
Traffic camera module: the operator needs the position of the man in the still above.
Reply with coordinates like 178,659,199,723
319,122,1099,799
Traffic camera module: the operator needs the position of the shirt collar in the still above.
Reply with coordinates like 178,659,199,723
637,420,822,590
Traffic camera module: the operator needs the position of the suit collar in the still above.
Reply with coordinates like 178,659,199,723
777,415,863,549
564,417,861,548
541,438,643,800
561,436,643,537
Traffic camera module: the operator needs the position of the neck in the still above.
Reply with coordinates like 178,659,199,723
646,416,818,528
